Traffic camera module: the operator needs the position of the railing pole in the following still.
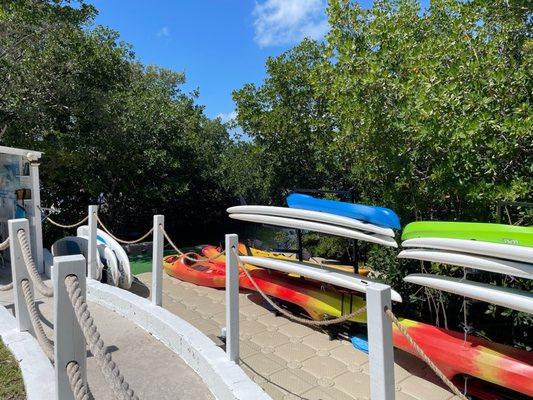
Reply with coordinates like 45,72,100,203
8,218,33,333
87,205,98,280
29,161,44,273
152,215,164,306
367,283,395,400
53,255,87,400
225,234,239,363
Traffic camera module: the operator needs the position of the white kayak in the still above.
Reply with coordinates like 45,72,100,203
404,273,533,314
398,249,533,280
240,256,402,302
227,205,395,237
402,237,533,264
77,226,132,289
229,213,398,248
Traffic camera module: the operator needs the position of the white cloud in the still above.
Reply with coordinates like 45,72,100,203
216,110,237,124
253,0,328,47
157,26,170,37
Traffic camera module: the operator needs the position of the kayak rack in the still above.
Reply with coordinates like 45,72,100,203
224,232,397,400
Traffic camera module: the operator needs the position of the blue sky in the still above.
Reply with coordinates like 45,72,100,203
86,1,426,122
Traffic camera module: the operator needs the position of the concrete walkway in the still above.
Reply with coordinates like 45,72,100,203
0,267,213,400
137,272,462,400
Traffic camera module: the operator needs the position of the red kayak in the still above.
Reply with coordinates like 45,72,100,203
163,249,533,398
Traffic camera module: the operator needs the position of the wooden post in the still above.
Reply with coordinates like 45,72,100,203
367,283,395,400
8,218,33,334
152,215,164,306
53,255,87,400
225,234,239,363
87,205,98,280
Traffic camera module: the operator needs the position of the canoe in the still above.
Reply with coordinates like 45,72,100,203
402,237,533,264
393,319,533,397
227,205,395,237
286,193,401,229
402,221,533,247
228,213,398,247
162,253,368,323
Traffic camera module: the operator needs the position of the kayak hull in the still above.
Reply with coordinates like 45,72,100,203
402,221,533,247
286,193,401,230
393,319,533,397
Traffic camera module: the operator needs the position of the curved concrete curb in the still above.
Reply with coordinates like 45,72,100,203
0,305,55,400
87,279,271,400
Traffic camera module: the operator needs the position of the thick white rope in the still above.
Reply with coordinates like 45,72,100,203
21,279,55,361
160,225,225,263
231,248,366,326
96,215,153,245
0,236,9,250
17,229,53,297
44,214,89,229
66,361,93,400
0,237,12,291
385,307,468,400
65,275,138,400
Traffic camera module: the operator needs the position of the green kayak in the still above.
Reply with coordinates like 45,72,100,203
402,221,533,247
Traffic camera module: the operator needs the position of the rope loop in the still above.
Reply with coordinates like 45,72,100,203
231,248,366,326
96,215,153,245
384,307,468,400
66,361,93,400
17,229,53,297
21,279,54,361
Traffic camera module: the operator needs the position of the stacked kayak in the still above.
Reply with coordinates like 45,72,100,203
162,244,533,397
163,247,368,322
234,242,370,276
399,221,533,314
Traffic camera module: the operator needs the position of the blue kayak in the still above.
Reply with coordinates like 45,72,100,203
286,194,401,230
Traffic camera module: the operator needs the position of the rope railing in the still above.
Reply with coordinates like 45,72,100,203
160,225,226,263
96,215,153,245
44,214,89,229
231,248,366,326
65,275,138,400
20,279,55,361
17,229,53,297
66,361,93,400
0,236,9,250
384,307,468,400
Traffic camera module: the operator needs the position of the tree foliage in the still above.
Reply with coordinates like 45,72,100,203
233,0,532,347
0,0,233,242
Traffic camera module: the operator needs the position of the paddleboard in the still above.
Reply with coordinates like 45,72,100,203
404,273,533,314
229,213,398,248
402,237,533,264
286,193,401,229
398,249,533,280
402,221,533,247
240,256,402,302
77,226,132,289
227,205,395,237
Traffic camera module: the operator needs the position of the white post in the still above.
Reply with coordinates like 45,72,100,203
87,205,98,280
29,162,44,273
8,218,34,334
54,255,87,400
152,215,164,306
367,283,395,400
225,234,239,363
